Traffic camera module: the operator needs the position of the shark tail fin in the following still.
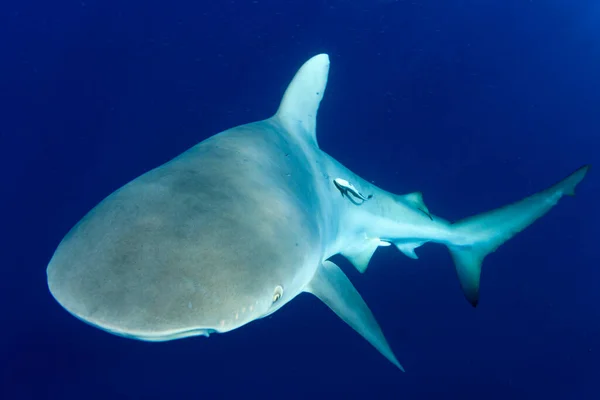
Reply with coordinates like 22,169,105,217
448,165,590,307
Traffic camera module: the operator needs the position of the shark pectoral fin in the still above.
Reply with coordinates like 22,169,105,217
275,54,330,147
304,260,404,371
341,237,380,273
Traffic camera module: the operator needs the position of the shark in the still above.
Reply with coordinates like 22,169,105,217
46,54,589,372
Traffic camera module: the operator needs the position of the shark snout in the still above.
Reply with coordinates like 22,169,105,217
47,243,278,341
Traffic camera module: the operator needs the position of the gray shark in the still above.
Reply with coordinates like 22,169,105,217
47,54,589,371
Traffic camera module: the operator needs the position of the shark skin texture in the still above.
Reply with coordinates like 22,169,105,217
46,54,590,372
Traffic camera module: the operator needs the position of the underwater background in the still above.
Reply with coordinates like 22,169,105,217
1,0,599,398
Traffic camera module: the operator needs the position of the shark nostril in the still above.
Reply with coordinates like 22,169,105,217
272,285,283,303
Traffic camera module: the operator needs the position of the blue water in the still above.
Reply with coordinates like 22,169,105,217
2,0,599,398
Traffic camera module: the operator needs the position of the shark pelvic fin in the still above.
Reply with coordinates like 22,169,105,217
341,237,380,273
448,164,590,307
275,54,330,147
304,260,404,371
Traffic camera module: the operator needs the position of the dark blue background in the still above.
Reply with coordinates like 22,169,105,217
1,0,598,398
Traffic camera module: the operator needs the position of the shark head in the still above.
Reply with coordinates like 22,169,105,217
46,55,331,342
45,140,318,341
47,221,296,342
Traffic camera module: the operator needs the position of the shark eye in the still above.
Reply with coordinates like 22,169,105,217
272,285,284,303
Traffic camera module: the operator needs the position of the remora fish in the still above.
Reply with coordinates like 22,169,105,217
46,54,589,371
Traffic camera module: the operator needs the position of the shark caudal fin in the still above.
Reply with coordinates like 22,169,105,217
448,165,590,307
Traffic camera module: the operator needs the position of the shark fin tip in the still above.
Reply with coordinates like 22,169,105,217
559,164,590,196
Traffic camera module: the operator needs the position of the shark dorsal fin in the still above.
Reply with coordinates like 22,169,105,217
275,54,330,148
401,191,432,220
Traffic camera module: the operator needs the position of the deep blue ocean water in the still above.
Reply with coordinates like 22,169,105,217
1,0,599,398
